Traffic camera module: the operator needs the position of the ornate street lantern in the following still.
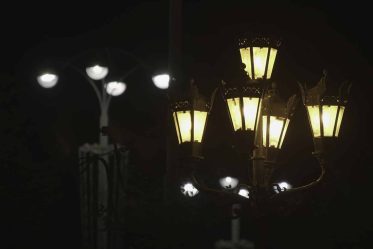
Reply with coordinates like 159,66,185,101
261,83,298,161
238,37,281,80
222,81,263,153
299,71,351,153
223,84,262,133
171,81,216,157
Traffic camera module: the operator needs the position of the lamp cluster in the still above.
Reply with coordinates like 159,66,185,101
174,37,350,201
37,64,170,94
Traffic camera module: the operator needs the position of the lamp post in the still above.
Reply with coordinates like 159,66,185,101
36,50,170,249
171,35,351,248
37,52,170,147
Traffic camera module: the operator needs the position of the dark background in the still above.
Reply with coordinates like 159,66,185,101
1,1,372,249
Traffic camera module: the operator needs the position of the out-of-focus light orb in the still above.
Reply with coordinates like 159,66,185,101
219,176,239,189
273,181,292,193
238,188,250,199
105,81,126,96
152,73,170,89
181,182,199,197
86,65,109,80
37,73,58,88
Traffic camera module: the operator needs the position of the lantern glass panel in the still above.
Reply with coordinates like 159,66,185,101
239,48,253,79
193,111,207,142
262,116,288,148
176,111,192,143
243,97,260,131
227,98,243,131
307,106,321,137
322,105,338,137
252,47,269,79
266,48,278,79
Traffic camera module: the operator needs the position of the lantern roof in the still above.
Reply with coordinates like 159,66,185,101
171,79,218,112
298,70,352,106
238,36,281,49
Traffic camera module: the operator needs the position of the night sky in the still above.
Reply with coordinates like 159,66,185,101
1,1,372,249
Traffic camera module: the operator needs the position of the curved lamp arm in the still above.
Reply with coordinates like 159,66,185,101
68,64,104,109
270,154,326,200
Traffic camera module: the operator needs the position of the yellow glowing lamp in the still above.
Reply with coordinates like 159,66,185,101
171,81,217,157
173,110,208,144
306,104,345,138
261,83,298,152
238,37,281,80
299,71,351,139
223,82,263,133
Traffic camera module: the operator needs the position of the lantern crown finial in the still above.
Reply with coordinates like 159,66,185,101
298,71,351,106
238,36,282,49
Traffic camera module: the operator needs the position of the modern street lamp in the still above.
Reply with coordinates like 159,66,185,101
36,51,169,147
152,73,170,89
36,50,170,249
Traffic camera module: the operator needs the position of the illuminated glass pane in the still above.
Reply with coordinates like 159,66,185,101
239,48,252,79
266,48,278,79
262,116,286,148
335,106,345,137
322,105,338,137
173,112,181,144
307,106,321,137
243,97,260,131
279,119,290,148
253,47,269,79
193,111,207,142
176,111,192,142
227,98,242,131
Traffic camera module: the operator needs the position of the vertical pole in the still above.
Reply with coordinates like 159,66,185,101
98,108,109,249
100,111,109,147
168,0,183,83
231,204,241,243
165,0,183,202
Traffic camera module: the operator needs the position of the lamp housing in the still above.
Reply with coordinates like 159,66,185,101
238,36,281,80
299,71,351,153
261,83,298,162
171,81,215,158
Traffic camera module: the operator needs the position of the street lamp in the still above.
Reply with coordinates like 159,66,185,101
86,64,109,80
171,80,215,158
105,81,127,96
238,37,280,80
261,83,298,162
299,70,351,153
36,49,168,147
172,36,351,212
152,73,170,89
37,73,59,88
